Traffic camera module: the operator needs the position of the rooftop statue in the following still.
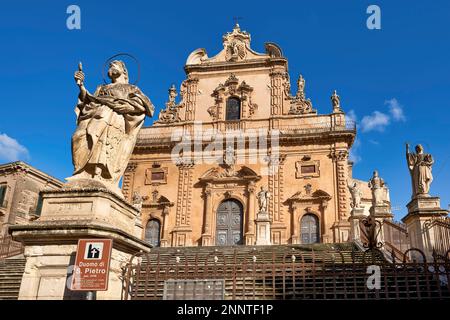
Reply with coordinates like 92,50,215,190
368,170,386,205
67,60,154,195
406,143,434,198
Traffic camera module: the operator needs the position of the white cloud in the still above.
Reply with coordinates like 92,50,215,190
0,133,29,162
349,138,362,163
360,111,390,132
385,98,406,122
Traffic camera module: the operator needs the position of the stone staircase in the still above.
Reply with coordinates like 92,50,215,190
0,257,25,300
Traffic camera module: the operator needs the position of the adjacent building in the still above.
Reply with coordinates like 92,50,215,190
0,161,63,236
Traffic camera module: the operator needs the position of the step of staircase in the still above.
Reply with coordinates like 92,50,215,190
0,258,26,300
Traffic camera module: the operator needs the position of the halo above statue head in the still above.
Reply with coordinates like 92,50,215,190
412,141,431,153
102,53,141,85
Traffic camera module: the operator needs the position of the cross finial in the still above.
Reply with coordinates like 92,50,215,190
233,16,243,28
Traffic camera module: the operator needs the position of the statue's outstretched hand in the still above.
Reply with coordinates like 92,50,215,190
74,70,85,86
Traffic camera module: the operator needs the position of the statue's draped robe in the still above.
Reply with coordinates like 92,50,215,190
368,177,384,205
71,83,153,187
406,152,433,196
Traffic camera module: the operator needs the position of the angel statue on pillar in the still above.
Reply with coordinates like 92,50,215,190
67,60,154,195
406,143,434,198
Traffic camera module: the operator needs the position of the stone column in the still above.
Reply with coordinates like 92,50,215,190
245,182,256,245
160,206,170,247
320,200,330,243
290,203,300,244
269,70,285,116
330,150,351,242
183,77,199,121
201,188,213,246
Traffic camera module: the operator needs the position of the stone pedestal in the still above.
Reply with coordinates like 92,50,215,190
348,207,366,242
332,219,351,242
245,233,255,245
370,204,393,221
255,211,271,245
9,187,151,300
402,196,448,261
369,203,394,244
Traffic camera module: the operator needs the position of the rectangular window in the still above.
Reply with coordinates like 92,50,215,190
296,160,320,179
0,185,6,207
145,168,168,185
151,172,165,181
301,165,316,174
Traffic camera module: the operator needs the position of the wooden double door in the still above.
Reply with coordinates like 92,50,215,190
215,199,243,246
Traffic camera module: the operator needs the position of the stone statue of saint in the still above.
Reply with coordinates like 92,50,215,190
406,143,434,198
132,191,146,212
296,75,305,98
67,60,154,195
347,180,362,209
257,186,271,212
368,170,385,205
331,90,341,112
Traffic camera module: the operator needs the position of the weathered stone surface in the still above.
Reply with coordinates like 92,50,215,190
38,188,141,237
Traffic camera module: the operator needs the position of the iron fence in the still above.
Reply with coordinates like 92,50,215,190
424,217,450,257
382,219,410,261
122,246,450,300
0,236,23,260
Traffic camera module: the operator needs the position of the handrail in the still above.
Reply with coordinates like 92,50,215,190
0,236,24,260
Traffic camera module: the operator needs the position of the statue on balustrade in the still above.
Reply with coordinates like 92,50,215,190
406,143,434,198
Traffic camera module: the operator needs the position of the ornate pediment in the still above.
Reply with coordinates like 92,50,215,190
143,192,174,208
188,24,270,65
208,74,258,120
155,85,183,125
199,165,260,183
285,189,331,203
285,75,316,115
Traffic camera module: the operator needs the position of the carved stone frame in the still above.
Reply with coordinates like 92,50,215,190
208,74,258,121
198,166,261,246
285,189,331,244
144,167,168,186
295,160,320,179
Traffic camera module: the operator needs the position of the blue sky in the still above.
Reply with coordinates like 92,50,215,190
0,1,449,220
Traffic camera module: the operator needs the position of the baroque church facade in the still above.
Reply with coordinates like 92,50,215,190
123,25,365,247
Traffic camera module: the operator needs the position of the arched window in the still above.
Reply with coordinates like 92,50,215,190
300,214,319,244
226,97,241,121
145,219,161,247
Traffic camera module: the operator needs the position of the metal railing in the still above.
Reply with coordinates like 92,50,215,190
382,219,410,261
0,236,24,260
122,245,450,300
424,217,450,257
